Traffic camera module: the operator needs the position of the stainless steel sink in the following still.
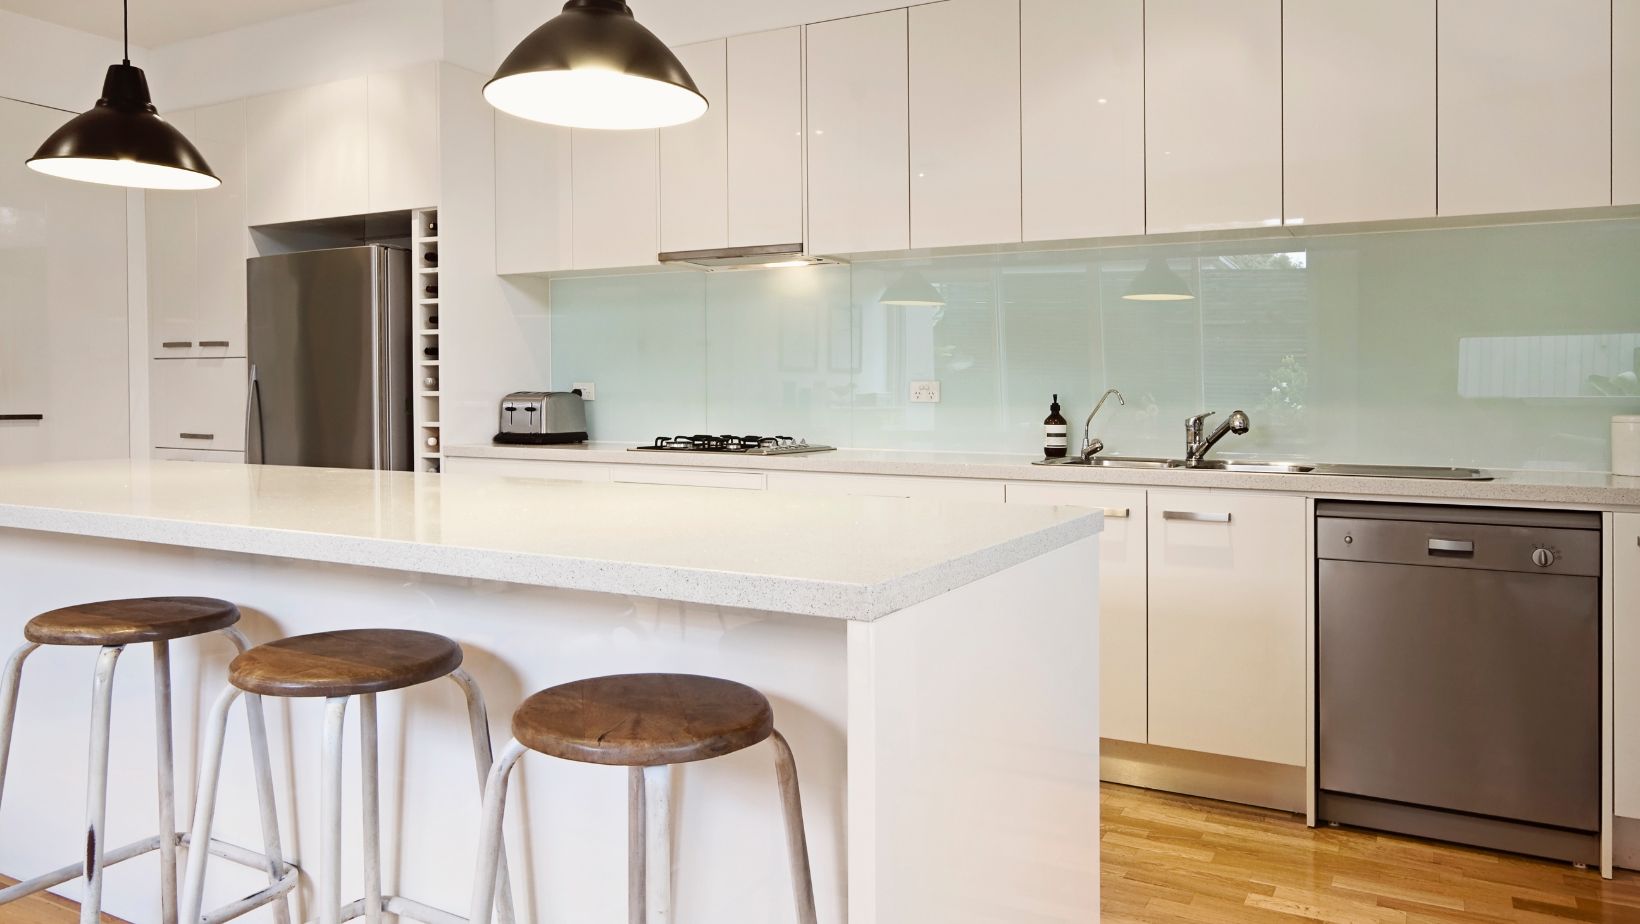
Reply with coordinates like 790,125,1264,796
1033,455,1492,480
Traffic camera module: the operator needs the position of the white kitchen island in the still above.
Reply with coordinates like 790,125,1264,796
0,461,1101,924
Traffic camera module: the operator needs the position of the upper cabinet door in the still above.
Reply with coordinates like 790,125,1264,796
1284,0,1435,226
367,63,440,213
148,107,201,359
1438,0,1610,216
909,0,1021,249
247,78,369,225
806,10,910,256
1616,0,1640,205
191,100,249,357
659,40,729,254
1145,0,1283,234
1021,0,1144,242
245,89,305,226
727,27,804,247
572,128,659,270
495,114,573,274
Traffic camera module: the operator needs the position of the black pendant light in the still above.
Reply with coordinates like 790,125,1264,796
1122,257,1196,301
26,0,218,190
486,0,707,130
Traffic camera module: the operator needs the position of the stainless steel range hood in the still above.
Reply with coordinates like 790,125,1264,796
657,243,842,270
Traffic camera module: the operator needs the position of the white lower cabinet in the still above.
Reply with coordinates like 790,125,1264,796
1616,513,1640,818
1006,482,1148,744
150,359,248,452
444,457,612,481
1146,490,1307,766
609,465,765,491
764,470,1004,502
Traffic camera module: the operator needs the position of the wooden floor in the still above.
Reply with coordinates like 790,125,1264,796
4,786,1638,922
1104,784,1640,923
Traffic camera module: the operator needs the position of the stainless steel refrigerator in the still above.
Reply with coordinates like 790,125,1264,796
246,245,412,470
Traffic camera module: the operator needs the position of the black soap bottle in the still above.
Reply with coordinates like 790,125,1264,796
1044,394,1068,458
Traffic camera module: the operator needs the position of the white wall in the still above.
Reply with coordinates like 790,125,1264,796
0,9,128,111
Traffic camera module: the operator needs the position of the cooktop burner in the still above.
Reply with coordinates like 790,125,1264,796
629,435,836,455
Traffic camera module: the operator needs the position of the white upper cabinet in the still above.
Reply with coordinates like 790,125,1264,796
1144,0,1283,234
1284,0,1435,226
909,0,1021,249
494,114,573,274
1438,0,1611,216
1616,0,1640,205
727,27,804,247
247,77,369,226
806,10,910,255
1021,0,1144,241
659,40,729,254
367,63,440,213
150,100,249,359
572,128,659,270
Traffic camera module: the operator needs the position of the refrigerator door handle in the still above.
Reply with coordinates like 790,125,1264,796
245,363,264,464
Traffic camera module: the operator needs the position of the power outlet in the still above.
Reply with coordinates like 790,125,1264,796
909,380,941,404
571,382,596,400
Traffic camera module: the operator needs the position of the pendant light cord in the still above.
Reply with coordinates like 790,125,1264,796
123,0,130,64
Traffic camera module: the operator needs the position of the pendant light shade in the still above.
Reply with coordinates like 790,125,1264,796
1122,257,1196,301
486,0,707,130
879,269,946,307
28,64,219,190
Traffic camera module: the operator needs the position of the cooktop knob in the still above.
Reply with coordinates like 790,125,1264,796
1531,547,1555,568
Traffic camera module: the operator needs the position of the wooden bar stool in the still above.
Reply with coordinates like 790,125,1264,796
0,597,295,924
182,629,515,924
469,673,817,924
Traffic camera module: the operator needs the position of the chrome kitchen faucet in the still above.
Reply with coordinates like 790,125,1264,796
1080,388,1126,461
1184,410,1251,464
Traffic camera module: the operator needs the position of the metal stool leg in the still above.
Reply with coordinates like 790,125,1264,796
449,669,516,924
770,731,817,924
360,694,382,924
320,696,350,924
641,764,672,924
0,642,40,809
628,767,645,924
220,626,292,924
180,685,243,924
81,645,125,924
153,640,179,924
468,739,527,924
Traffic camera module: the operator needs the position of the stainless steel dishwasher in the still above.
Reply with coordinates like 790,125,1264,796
1316,501,1602,864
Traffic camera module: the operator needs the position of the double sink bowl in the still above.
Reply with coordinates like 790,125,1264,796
1034,456,1493,481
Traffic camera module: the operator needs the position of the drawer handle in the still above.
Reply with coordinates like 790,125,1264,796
179,432,215,441
1428,538,1474,554
199,340,230,348
1102,507,1130,519
1163,510,1231,523
161,341,193,348
0,414,43,421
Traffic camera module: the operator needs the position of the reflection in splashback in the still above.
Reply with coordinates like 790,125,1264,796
549,219,1640,472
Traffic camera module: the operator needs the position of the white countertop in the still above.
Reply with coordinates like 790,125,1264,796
448,442,1640,510
0,461,1100,621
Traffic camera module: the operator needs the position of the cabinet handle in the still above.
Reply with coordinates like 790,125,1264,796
1428,538,1474,554
179,432,214,441
0,414,43,421
198,340,230,348
1163,510,1231,523
161,341,193,348
1102,507,1130,519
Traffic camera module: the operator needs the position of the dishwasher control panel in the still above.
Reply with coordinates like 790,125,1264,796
1317,505,1600,578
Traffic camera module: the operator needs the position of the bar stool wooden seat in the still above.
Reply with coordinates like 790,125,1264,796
183,629,514,924
0,597,295,924
470,673,816,924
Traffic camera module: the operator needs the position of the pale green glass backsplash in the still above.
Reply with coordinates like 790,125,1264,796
549,219,1640,471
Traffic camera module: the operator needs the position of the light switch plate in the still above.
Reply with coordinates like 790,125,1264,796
572,382,596,400
909,380,941,403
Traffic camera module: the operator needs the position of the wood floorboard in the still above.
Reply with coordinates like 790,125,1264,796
2,783,1634,923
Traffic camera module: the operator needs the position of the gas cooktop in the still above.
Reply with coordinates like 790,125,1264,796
630,435,836,456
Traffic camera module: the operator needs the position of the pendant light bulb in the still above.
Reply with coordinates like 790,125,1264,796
25,0,219,190
1122,257,1196,302
486,0,708,130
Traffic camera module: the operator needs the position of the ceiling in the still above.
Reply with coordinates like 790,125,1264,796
0,0,360,48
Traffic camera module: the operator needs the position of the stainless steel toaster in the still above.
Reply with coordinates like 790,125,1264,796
494,391,588,444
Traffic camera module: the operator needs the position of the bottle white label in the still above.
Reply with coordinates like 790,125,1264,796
1045,425,1067,449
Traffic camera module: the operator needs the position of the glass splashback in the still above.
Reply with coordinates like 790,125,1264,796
549,219,1640,471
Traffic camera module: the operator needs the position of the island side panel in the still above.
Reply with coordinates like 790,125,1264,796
847,535,1100,923
0,529,849,924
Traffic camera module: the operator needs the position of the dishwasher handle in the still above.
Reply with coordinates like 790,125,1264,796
1427,538,1475,555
